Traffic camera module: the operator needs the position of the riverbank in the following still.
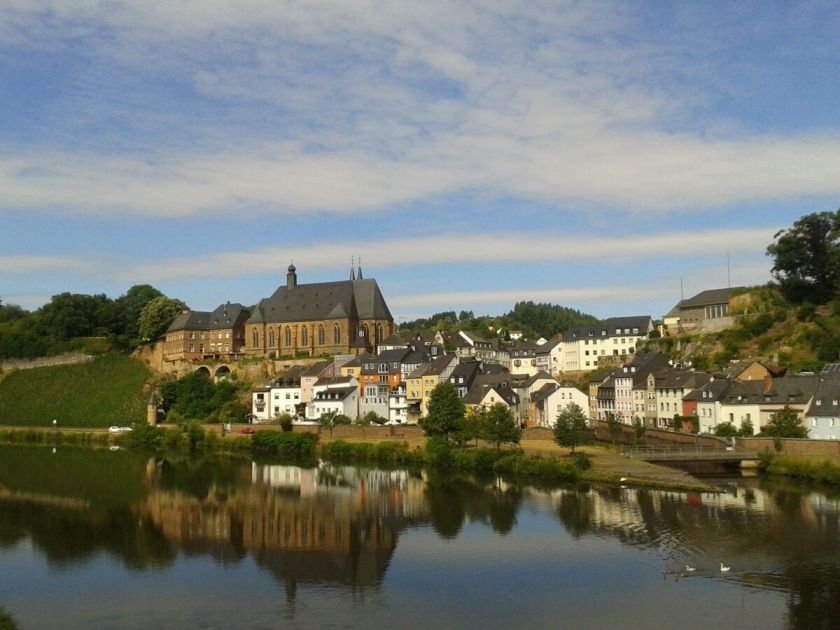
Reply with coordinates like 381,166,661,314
0,424,714,491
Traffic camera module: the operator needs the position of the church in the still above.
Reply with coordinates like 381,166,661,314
244,262,395,357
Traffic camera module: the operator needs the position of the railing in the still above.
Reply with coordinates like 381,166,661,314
624,444,758,460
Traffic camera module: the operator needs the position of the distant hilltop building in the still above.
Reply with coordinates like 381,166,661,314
244,262,395,357
663,287,744,336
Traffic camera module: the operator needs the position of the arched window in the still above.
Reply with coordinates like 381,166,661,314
252,329,259,348
268,328,275,348
363,324,370,339
376,323,383,344
285,327,292,347
301,326,308,346
333,324,341,344
318,325,325,345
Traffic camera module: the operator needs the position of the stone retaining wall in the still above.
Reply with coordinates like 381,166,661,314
735,437,840,457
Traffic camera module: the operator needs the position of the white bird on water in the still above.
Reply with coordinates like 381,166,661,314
685,564,696,572
720,563,731,573
619,477,628,483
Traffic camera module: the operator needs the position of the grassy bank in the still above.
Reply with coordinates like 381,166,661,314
761,454,840,486
0,354,150,427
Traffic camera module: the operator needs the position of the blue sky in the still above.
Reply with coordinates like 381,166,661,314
2,1,839,323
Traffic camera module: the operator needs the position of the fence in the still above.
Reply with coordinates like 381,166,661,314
1,353,95,371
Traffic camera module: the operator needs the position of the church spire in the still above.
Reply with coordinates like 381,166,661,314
350,256,356,280
357,256,363,280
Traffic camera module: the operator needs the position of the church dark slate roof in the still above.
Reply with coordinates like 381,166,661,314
247,278,392,324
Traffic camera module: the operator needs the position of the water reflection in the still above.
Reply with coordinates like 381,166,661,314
2,445,840,627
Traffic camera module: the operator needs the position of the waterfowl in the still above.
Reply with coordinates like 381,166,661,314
685,564,696,572
720,563,730,572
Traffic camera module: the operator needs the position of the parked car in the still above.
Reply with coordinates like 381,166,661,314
240,427,256,434
109,426,133,433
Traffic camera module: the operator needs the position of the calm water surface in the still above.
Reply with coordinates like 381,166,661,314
0,444,839,629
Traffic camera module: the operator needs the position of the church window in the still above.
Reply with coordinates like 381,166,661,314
318,325,325,345
334,324,341,344
301,326,308,346
268,328,275,348
285,327,292,347
376,323,383,344
252,330,259,348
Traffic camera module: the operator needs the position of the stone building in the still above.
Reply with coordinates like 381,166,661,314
244,264,395,358
163,302,250,362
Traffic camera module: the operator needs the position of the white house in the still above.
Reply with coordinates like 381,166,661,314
559,316,652,372
530,384,589,428
806,379,840,439
306,386,359,421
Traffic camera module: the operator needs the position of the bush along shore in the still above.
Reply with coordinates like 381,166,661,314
0,425,589,481
759,453,840,486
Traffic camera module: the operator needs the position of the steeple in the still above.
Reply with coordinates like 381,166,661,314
350,256,356,281
357,256,363,280
287,262,297,290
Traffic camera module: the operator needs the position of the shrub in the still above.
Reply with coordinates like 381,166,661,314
570,452,591,471
251,431,318,459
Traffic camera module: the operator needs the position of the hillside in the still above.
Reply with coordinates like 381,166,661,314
639,286,840,372
0,354,151,427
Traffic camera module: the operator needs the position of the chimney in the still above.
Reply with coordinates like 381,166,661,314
287,263,297,290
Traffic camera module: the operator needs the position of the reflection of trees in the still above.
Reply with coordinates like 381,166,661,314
786,564,840,630
425,474,523,537
0,502,176,568
556,492,593,539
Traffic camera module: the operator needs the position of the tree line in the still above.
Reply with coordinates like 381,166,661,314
400,301,599,340
0,285,184,359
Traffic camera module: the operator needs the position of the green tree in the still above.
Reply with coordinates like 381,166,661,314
553,403,593,454
138,296,185,341
713,421,739,438
739,418,755,437
632,416,646,445
355,413,372,437
463,408,481,446
763,406,808,438
318,410,338,436
672,414,684,432
477,403,521,451
767,209,840,304
420,382,466,445
114,284,164,339
605,412,622,446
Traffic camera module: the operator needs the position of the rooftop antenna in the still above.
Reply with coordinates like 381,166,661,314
727,251,731,288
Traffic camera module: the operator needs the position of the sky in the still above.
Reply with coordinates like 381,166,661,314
2,1,840,323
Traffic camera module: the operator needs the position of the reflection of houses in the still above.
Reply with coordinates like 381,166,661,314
135,464,429,593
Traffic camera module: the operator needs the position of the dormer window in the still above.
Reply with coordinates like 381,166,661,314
588,331,593,337
816,400,822,406
615,329,621,335
633,328,639,334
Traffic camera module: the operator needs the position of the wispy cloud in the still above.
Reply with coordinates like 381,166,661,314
0,254,96,275
1,2,839,218
124,226,777,282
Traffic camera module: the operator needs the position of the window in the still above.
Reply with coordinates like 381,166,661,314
812,418,818,427
252,330,259,347
334,324,341,344
268,328,275,347
318,325,325,345
729,413,734,422
285,327,292,347
301,326,308,346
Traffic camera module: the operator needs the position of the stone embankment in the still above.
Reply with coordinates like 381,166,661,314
1,353,93,372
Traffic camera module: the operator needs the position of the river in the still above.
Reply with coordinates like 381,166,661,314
0,444,838,629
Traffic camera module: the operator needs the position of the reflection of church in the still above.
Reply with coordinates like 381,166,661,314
135,463,429,591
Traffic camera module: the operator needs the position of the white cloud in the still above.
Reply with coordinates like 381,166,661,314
125,226,776,282
0,254,96,275
1,2,839,218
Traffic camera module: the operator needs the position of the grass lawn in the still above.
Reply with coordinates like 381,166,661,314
0,354,151,428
